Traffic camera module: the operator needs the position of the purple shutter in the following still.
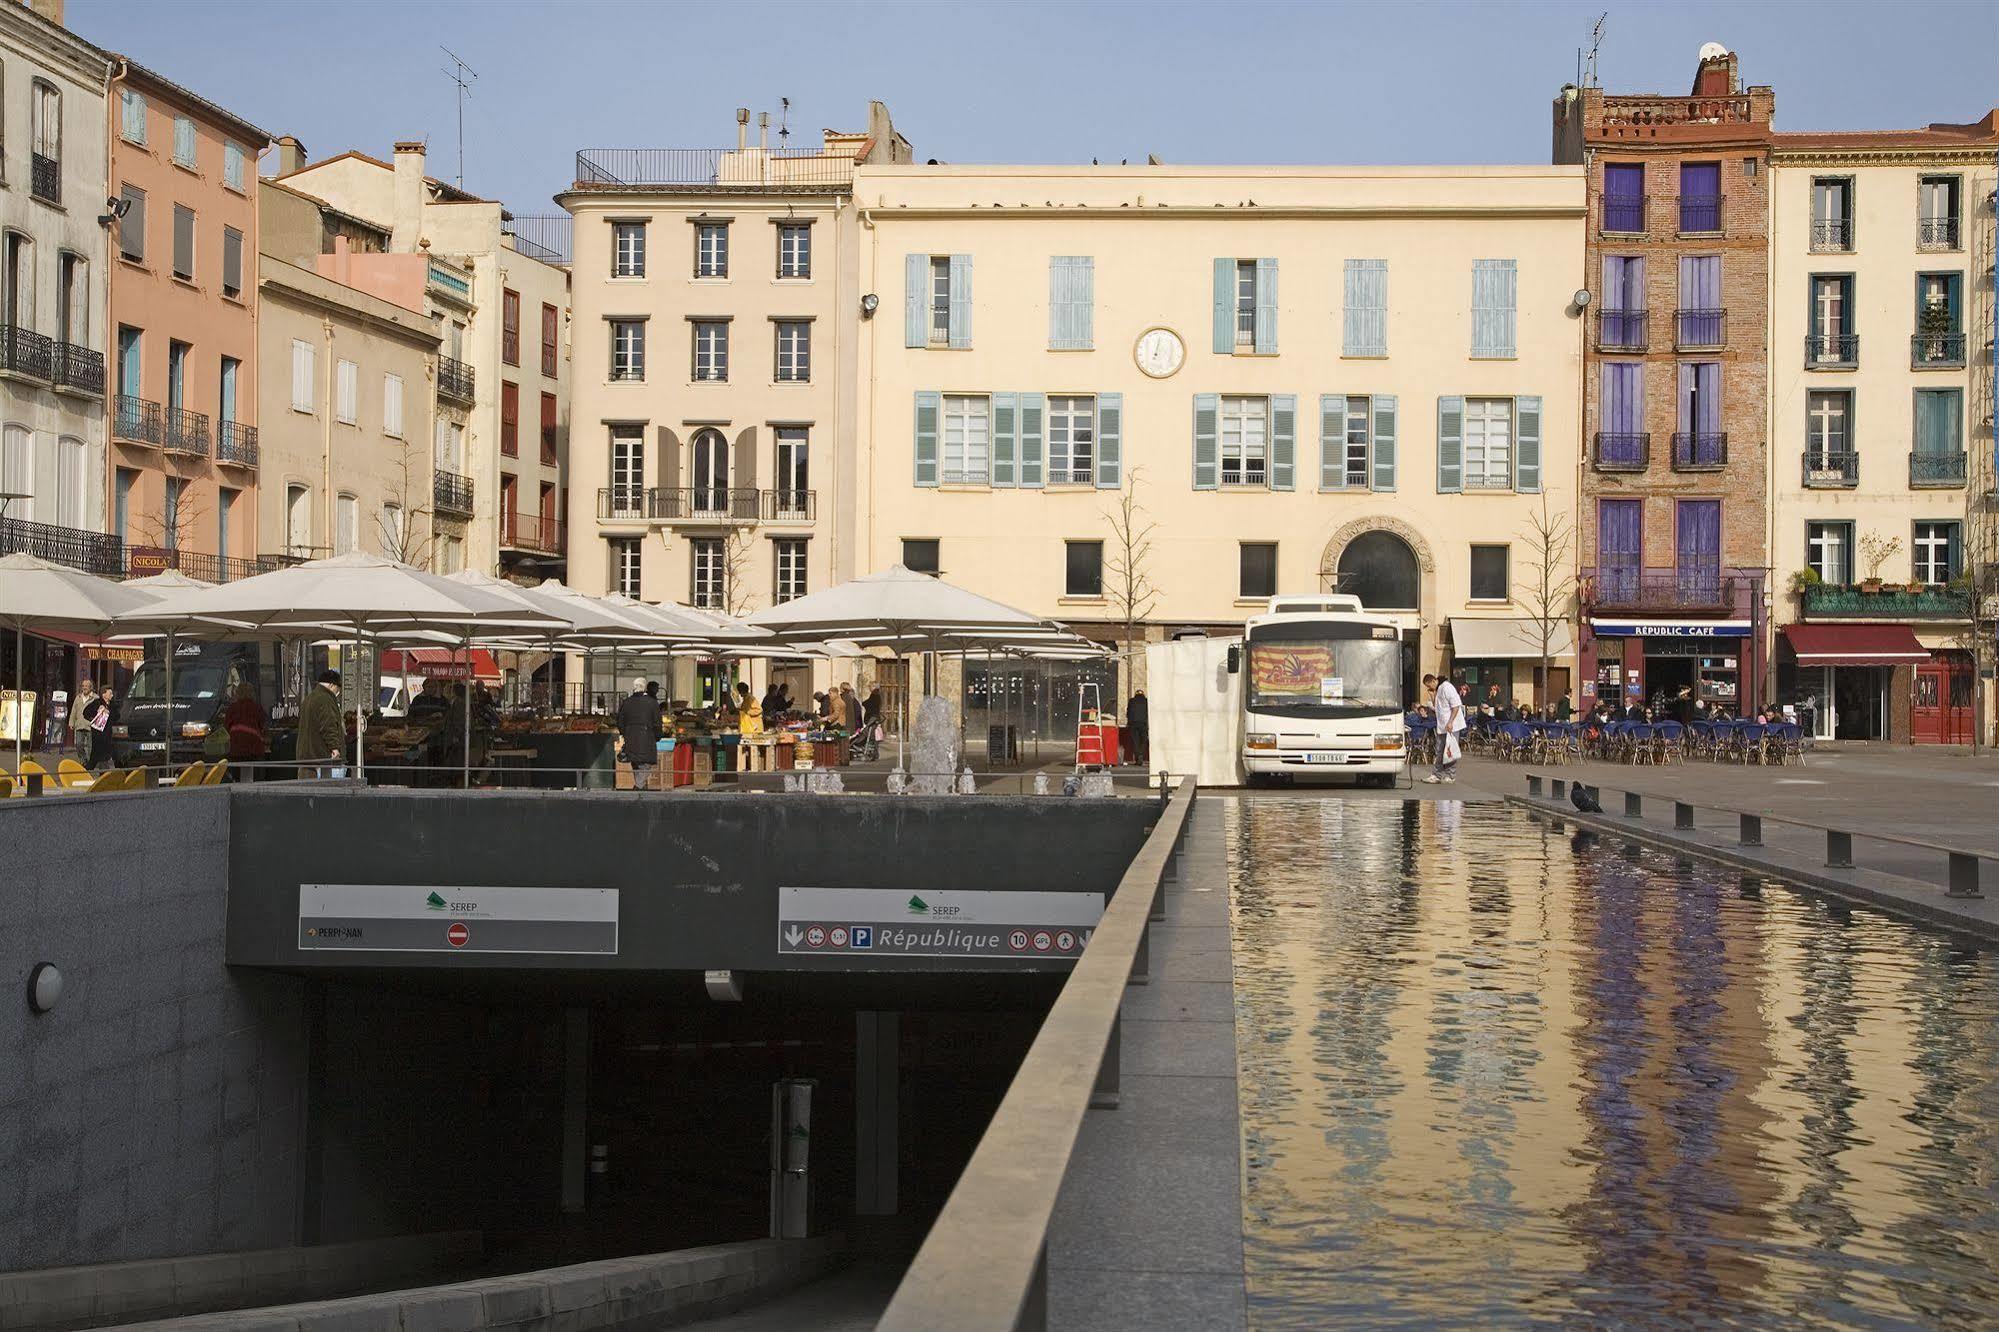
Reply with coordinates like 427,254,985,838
1677,256,1721,344
1680,163,1721,232
1600,362,1642,463
1676,499,1721,601
1604,165,1644,232
1602,255,1645,345
1599,498,1642,600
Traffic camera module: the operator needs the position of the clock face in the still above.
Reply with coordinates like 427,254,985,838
1134,327,1186,379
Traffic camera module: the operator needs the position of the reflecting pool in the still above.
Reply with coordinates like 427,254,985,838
1229,796,1999,1329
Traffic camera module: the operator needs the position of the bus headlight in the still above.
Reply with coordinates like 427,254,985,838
1246,732,1277,751
180,721,209,738
109,724,129,737
1374,733,1403,750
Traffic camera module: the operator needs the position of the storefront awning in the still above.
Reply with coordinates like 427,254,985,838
380,647,503,683
1783,623,1930,667
1448,618,1576,660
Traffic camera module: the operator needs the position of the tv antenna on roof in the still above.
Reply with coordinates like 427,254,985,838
1582,13,1606,88
778,97,791,146
440,45,477,188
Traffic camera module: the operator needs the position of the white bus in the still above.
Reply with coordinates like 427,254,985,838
1230,594,1409,787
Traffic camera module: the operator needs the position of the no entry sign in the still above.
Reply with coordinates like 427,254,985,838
446,922,470,947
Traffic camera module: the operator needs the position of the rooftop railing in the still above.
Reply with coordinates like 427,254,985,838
574,147,858,190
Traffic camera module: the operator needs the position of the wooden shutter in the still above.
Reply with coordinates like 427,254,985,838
1343,259,1388,356
1018,392,1044,487
734,426,758,490
1472,260,1517,358
119,189,144,259
1095,392,1122,489
1254,258,1279,353
1436,396,1464,492
990,392,1017,486
1212,259,1233,354
338,360,358,423
172,205,193,276
222,228,243,294
913,391,940,486
1049,257,1094,350
291,339,313,411
658,427,679,490
383,373,403,436
947,254,973,349
1192,393,1219,490
1319,394,1346,490
904,254,926,348
1371,395,1398,492
1269,394,1296,490
1514,396,1542,493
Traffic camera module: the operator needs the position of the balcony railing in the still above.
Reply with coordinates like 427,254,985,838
1801,585,1968,620
763,489,817,522
216,421,259,468
0,325,54,379
595,486,804,524
164,407,210,456
1805,333,1859,368
433,469,475,515
1911,332,1966,368
1810,218,1853,252
1601,197,1646,234
665,486,761,522
30,152,58,204
0,514,123,576
53,342,102,393
1802,449,1858,488
501,512,565,555
124,546,276,584
1463,473,1515,492
1678,195,1722,234
1919,218,1960,250
1587,567,1738,613
574,147,858,191
437,355,475,404
1671,432,1727,470
597,487,655,522
113,394,162,445
1592,432,1650,472
1596,308,1647,351
1909,451,1967,488
1675,308,1726,349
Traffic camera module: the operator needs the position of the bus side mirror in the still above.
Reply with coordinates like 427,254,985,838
1226,645,1241,674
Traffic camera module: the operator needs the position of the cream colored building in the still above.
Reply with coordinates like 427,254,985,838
558,103,910,704
1768,114,1998,743
851,164,1587,711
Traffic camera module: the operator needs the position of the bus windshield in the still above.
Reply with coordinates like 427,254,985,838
1245,637,1401,715
128,658,250,703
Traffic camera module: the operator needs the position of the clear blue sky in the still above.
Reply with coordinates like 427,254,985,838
69,0,1999,219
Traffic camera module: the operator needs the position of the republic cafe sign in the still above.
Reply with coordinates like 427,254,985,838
1589,619,1751,638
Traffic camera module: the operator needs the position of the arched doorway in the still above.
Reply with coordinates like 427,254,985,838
1334,531,1420,611
691,428,729,513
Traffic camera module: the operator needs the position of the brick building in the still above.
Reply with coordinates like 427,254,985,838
1556,46,1774,715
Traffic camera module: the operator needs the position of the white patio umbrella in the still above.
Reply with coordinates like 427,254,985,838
0,553,161,773
115,552,562,784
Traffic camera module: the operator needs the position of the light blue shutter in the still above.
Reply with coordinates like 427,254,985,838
1050,257,1093,350
1018,392,1044,487
1096,392,1122,489
1319,394,1346,490
1270,394,1296,490
1472,259,1518,358
913,391,940,486
174,117,196,166
1437,396,1464,492
1193,393,1220,490
121,90,145,143
947,254,972,349
1371,395,1398,492
1254,258,1279,353
1344,260,1387,356
991,392,1018,486
904,254,926,348
1514,396,1542,493
1212,259,1234,354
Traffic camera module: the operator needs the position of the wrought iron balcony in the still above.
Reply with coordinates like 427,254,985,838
30,152,58,204
1909,451,1967,488
1678,195,1722,234
1586,566,1739,613
663,486,762,522
216,421,259,468
1805,333,1859,368
126,546,276,584
114,394,162,445
1670,432,1727,470
53,342,102,393
0,325,54,379
1810,219,1853,252
1802,449,1858,488
433,468,475,515
1675,308,1726,349
1801,585,1968,620
763,489,817,522
1918,218,1960,250
593,486,767,523
1592,432,1650,472
1911,332,1966,368
437,355,476,404
1463,473,1515,492
1595,309,1647,352
164,407,210,456
596,486,657,522
501,512,565,555
0,514,122,576
1601,197,1646,235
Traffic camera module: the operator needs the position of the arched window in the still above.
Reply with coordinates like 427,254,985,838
691,428,729,513
1335,531,1420,610
2,424,32,520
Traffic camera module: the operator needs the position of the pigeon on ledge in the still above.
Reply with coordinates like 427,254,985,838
1571,784,1603,814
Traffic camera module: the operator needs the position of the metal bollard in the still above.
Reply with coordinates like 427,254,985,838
1674,801,1694,831
1739,813,1762,847
25,772,45,797
1947,852,1984,900
1527,774,1544,798
1624,791,1643,819
1826,829,1853,869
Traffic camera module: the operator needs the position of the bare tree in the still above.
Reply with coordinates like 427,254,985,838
377,441,439,568
720,526,758,618
1516,488,1578,709
1101,468,1159,692
129,450,208,573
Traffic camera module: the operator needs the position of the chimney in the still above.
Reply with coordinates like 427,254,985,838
25,0,64,27
391,140,426,254
1691,45,1739,96
735,108,749,151
274,134,306,175
758,112,770,151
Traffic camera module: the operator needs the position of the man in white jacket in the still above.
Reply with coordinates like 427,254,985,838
1421,672,1465,784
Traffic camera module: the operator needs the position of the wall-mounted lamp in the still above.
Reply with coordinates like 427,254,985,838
1572,287,1593,312
859,293,880,320
96,194,132,227
26,962,62,1014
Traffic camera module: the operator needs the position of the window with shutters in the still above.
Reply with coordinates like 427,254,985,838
690,537,725,608
774,427,809,514
285,483,312,555
778,223,811,279
163,477,182,550
612,222,646,277
1463,399,1514,489
1048,396,1096,483
540,392,558,463
222,227,243,298
1239,543,1277,599
335,493,359,555
1679,162,1722,234
942,394,990,484
1806,521,1852,585
291,339,314,412
1343,396,1372,487
224,142,246,192
438,534,463,574
0,426,30,522
501,289,520,365
383,374,404,438
1048,257,1093,350
1220,396,1268,487
171,205,194,280
773,538,807,603
774,320,810,382
1469,545,1510,601
541,304,559,377
30,81,60,202
335,359,357,425
1913,521,1960,586
118,185,145,261
380,502,405,557
610,320,645,381
1810,177,1854,252
1918,176,1961,250
172,115,196,168
1471,260,1517,358
119,89,146,145
1914,272,1963,366
500,380,519,455
694,221,728,278
1065,541,1103,598
902,538,940,575
929,256,952,345
608,425,645,515
219,357,239,424
1234,261,1257,348
693,320,729,381
1343,260,1388,356
609,536,642,599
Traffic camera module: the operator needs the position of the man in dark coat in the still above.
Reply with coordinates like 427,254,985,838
1125,690,1150,767
616,677,663,787
297,669,345,773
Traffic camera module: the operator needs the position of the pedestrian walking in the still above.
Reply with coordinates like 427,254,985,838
837,682,860,731
296,669,346,777
1421,672,1465,784
1124,690,1150,766
71,682,100,765
616,676,663,788
223,682,268,781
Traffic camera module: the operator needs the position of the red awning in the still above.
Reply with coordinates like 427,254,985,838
1783,623,1931,667
380,647,502,683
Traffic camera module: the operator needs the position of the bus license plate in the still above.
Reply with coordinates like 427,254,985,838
1306,752,1341,764
139,741,165,752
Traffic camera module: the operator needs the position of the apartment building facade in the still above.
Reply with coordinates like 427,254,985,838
106,55,267,581
559,102,910,703
852,162,1586,711
1556,47,1775,717
1768,114,1999,743
275,141,569,581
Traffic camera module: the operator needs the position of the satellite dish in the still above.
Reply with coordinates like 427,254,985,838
1697,41,1729,61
